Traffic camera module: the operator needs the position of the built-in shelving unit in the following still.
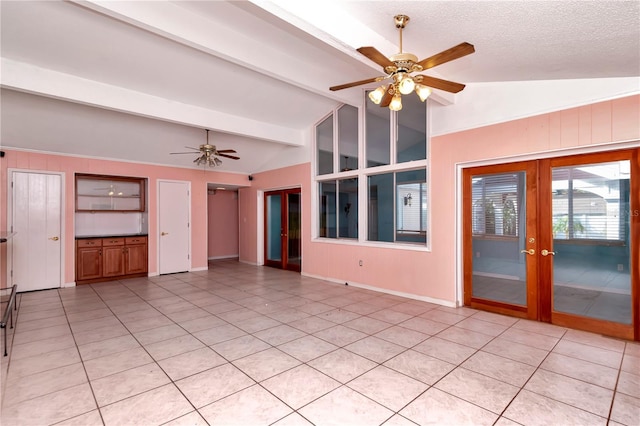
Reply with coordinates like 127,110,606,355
76,174,145,212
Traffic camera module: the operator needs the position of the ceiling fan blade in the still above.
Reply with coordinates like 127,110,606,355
357,46,395,69
330,76,384,91
170,152,200,155
380,85,394,107
415,75,466,93
216,149,237,154
416,42,475,70
218,153,240,160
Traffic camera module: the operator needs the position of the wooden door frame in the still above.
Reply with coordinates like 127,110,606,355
461,147,639,340
263,188,302,272
7,169,66,290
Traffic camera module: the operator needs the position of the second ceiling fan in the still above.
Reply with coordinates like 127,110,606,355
330,14,475,110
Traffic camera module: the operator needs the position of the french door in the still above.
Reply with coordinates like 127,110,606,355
463,148,639,340
264,189,301,272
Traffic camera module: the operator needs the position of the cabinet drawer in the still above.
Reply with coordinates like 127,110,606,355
125,236,147,245
77,239,102,248
102,238,125,246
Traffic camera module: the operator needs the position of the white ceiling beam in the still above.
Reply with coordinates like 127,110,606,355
0,58,304,147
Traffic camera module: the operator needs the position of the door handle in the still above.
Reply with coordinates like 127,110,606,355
49,236,59,241
161,232,169,236
520,249,535,255
541,249,556,256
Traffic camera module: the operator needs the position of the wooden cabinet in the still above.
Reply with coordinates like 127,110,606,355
76,174,145,212
76,236,147,284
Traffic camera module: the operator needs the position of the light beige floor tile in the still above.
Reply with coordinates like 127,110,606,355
500,327,560,350
503,389,607,426
12,324,71,346
313,324,368,347
100,384,193,426
435,367,521,414
617,370,640,397
374,325,429,348
7,346,81,379
3,362,87,407
10,333,76,360
299,385,393,426
78,334,141,361
344,336,405,363
272,412,314,426
308,348,377,383
470,310,519,327
525,369,614,417
199,384,292,426
178,315,225,333
72,323,130,346
211,334,271,361
14,315,69,333
436,326,494,349
622,353,639,374
122,314,174,333
1,382,96,426
17,307,66,323
69,315,123,334
133,323,188,346
400,387,497,426
454,317,509,337
278,335,338,362
144,334,205,361
54,409,103,426
158,347,227,381
66,308,114,324
162,411,209,426
562,329,626,352
342,316,393,335
540,352,619,389
166,307,211,323
367,308,413,324
462,351,536,387
553,339,623,368
288,316,336,333
412,336,477,364
84,347,153,380
482,336,549,366
348,365,428,411
232,347,300,382
382,414,420,426
262,364,340,409
234,315,281,333
610,392,640,426
253,324,307,346
625,342,640,357
193,323,247,345
176,362,254,408
316,308,361,324
383,349,455,385
91,362,170,406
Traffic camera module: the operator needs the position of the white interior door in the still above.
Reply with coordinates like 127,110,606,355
11,171,62,292
158,180,190,274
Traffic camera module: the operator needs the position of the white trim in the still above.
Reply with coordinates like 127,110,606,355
454,139,640,306
62,282,76,288
7,168,66,291
256,190,264,266
239,259,260,266
190,266,208,272
208,255,239,260
301,272,456,308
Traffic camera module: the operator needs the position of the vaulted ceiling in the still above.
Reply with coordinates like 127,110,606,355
1,1,638,174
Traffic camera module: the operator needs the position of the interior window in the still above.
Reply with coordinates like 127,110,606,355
338,105,359,172
317,115,333,175
397,94,427,163
365,93,390,167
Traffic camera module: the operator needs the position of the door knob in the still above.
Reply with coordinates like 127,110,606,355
161,232,169,236
541,249,556,256
520,249,535,255
49,236,59,241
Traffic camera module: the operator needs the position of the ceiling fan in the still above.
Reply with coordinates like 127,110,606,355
170,129,239,167
330,14,475,110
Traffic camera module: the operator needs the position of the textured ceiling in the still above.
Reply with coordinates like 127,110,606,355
1,1,638,175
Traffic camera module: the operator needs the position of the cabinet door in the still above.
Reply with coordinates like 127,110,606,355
125,244,147,275
77,247,102,281
103,246,125,277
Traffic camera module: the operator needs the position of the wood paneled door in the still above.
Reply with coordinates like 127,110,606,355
264,188,301,272
463,148,639,340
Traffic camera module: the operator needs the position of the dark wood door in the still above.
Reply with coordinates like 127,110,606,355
264,189,301,272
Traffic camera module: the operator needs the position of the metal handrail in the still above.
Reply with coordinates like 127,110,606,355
1,285,18,356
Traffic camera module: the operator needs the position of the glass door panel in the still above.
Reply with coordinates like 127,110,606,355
266,194,282,264
287,192,301,269
551,160,632,325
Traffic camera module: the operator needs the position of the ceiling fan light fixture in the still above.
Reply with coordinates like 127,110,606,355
389,94,403,111
398,75,415,95
368,85,386,104
415,84,432,102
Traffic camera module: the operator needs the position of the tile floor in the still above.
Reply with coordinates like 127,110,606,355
1,259,638,425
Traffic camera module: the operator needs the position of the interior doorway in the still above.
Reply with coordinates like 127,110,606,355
264,188,301,272
158,180,190,274
463,148,639,340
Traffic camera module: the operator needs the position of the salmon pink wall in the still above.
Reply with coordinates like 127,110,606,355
207,190,239,259
238,163,309,265
0,149,247,288
238,95,639,305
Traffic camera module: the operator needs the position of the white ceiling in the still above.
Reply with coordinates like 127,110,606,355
1,0,638,175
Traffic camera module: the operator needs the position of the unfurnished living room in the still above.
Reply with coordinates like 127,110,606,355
0,1,639,425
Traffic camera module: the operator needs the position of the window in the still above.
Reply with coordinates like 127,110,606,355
314,92,428,246
472,173,523,237
552,161,629,241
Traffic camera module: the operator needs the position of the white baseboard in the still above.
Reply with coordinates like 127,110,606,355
190,267,209,272
61,282,76,288
301,272,456,308
239,259,260,266
208,255,239,260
